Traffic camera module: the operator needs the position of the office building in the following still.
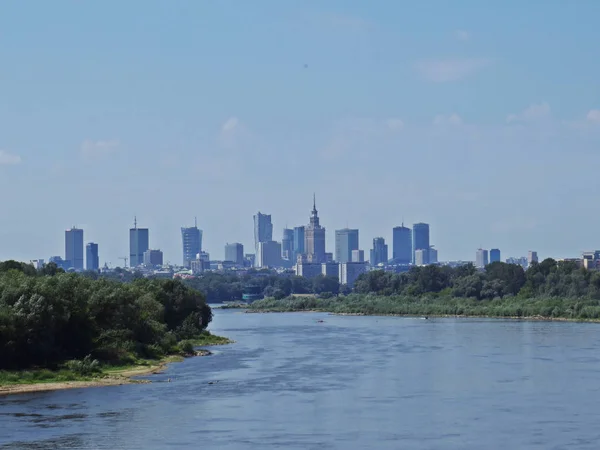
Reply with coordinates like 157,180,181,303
476,249,489,269
490,248,501,263
351,249,365,263
293,226,305,259
415,249,428,266
86,242,99,271
304,195,326,263
428,246,438,264
392,225,412,264
370,237,388,266
528,251,539,265
335,228,359,263
191,251,210,274
30,259,45,270
181,220,202,268
506,256,528,269
143,249,164,267
254,212,273,252
340,262,368,288
257,241,281,268
244,253,255,268
130,218,149,267
65,227,84,271
412,223,430,264
322,262,339,279
296,262,322,279
224,242,244,265
282,228,294,261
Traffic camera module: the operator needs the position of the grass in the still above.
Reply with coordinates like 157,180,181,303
0,333,232,387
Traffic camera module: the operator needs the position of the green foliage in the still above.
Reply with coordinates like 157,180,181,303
0,265,212,370
65,355,101,376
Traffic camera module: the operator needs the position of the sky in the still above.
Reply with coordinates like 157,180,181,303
1,0,600,265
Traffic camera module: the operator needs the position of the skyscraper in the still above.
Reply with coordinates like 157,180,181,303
304,195,326,263
65,227,84,270
254,212,273,252
335,228,359,263
282,228,294,261
429,246,438,264
392,224,412,264
490,248,501,263
86,242,99,271
293,226,305,259
257,241,282,268
476,249,489,269
143,249,164,266
370,237,388,266
528,251,538,265
225,242,244,265
181,219,202,268
412,223,430,264
130,218,149,267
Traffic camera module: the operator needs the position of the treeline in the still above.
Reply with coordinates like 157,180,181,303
353,259,600,300
0,261,212,370
183,271,342,302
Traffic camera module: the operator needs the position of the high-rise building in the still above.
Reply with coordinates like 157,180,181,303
490,248,501,263
415,249,428,266
340,262,368,288
257,241,282,268
335,228,359,263
322,262,339,279
476,249,489,269
370,237,388,266
181,220,202,268
282,228,294,261
412,223,430,264
86,242,99,271
304,195,326,263
429,246,438,264
528,251,538,265
143,249,164,266
225,242,244,265
392,224,412,264
351,249,365,263
506,256,528,269
130,218,149,267
65,227,84,270
254,212,273,252
293,226,305,259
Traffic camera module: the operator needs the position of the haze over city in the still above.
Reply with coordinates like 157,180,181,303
1,1,600,265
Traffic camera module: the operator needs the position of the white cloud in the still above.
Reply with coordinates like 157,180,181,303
221,117,239,133
219,116,247,149
415,58,491,82
587,109,600,124
0,150,21,165
454,30,470,41
81,139,120,159
433,113,463,126
385,118,404,131
506,103,551,124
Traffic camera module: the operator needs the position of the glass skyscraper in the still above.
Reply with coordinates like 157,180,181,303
370,237,388,266
335,228,359,263
65,227,84,271
253,212,273,252
293,226,305,260
86,242,99,271
181,221,202,268
130,218,149,267
412,223,430,264
392,225,412,264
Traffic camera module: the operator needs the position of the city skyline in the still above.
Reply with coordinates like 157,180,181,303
2,2,600,265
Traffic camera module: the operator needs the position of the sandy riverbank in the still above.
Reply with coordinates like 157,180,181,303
0,350,212,397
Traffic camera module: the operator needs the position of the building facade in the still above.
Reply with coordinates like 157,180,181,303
412,223,430,264
257,241,281,268
304,196,326,263
295,262,322,279
86,242,99,271
224,242,244,265
65,227,84,271
130,219,149,267
528,251,538,265
181,221,202,268
490,248,501,263
143,249,164,266
370,237,388,266
282,228,294,261
428,246,438,264
253,212,273,252
340,262,368,288
475,249,489,269
392,225,412,264
335,228,359,264
415,249,428,266
351,249,365,263
322,262,340,279
293,226,305,260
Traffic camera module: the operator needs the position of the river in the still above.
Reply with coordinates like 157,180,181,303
2,309,600,449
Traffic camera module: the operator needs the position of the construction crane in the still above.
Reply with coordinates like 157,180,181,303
118,256,128,268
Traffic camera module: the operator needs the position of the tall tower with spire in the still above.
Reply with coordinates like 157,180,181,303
130,217,149,267
181,218,203,268
304,194,326,263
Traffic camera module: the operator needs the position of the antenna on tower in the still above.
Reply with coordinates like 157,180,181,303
134,216,137,229
194,216,197,228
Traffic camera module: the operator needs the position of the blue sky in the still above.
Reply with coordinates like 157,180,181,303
1,0,600,265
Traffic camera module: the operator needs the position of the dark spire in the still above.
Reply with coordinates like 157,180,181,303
312,193,317,214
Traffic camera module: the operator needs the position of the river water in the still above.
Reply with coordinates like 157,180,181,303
2,309,600,449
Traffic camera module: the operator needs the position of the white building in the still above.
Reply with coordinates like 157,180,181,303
351,249,365,263
415,249,428,266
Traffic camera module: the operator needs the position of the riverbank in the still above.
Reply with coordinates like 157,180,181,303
246,295,600,322
0,338,233,396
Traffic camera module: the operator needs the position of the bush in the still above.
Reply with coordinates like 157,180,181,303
65,355,101,376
